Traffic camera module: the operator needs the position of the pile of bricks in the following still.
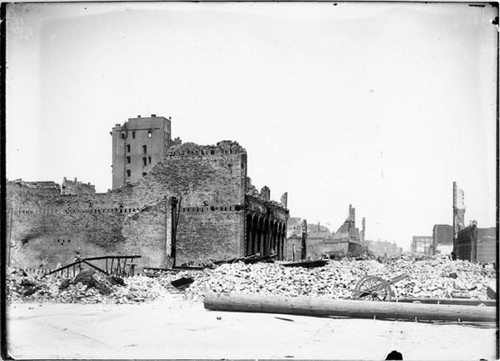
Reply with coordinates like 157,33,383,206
183,257,496,301
7,257,496,304
7,268,171,304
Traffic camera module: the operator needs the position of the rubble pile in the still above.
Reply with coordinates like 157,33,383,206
184,258,496,301
7,268,170,304
7,257,496,304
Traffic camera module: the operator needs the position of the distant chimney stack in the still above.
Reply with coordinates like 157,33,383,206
138,115,141,118
151,114,156,117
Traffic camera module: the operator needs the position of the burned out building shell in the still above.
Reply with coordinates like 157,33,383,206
6,140,289,270
456,224,496,263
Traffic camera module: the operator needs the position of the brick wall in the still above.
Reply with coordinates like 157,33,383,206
163,142,247,265
7,141,249,269
6,184,169,268
176,208,245,265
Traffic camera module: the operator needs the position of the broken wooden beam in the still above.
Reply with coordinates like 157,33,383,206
42,260,82,277
83,255,142,261
203,293,496,323
171,277,194,289
81,260,109,275
282,259,328,268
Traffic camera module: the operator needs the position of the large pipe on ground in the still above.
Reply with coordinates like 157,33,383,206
204,293,496,323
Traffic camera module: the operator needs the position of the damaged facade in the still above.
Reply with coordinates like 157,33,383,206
7,116,289,270
111,114,182,189
456,223,496,263
331,205,364,256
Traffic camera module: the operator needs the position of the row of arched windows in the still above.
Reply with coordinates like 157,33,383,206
245,214,286,260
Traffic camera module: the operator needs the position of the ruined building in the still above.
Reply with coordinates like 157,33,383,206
411,236,433,255
61,177,96,196
7,116,289,269
111,114,182,189
457,223,496,263
285,205,366,260
332,204,363,255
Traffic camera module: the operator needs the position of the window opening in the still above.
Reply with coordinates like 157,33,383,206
142,172,147,177
126,170,131,177
143,145,147,153
143,157,147,166
148,130,152,138
148,156,152,164
132,131,136,139
121,133,126,139
127,156,131,164
127,144,131,152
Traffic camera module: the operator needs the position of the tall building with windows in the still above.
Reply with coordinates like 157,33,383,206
111,114,181,189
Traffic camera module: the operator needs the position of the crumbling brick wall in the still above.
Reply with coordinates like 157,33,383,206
7,140,249,269
163,141,247,265
6,182,169,269
176,208,244,265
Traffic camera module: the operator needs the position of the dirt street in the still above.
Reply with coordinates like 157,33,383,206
6,294,497,360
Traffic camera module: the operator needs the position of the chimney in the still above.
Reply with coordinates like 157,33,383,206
138,115,141,118
151,114,156,117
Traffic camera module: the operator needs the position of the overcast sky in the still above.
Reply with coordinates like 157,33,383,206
6,2,497,250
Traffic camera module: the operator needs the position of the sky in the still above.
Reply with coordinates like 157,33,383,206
6,2,498,251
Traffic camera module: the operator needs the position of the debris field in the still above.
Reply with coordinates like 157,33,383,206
7,257,496,304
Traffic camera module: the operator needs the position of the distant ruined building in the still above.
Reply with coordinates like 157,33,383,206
285,205,367,260
411,236,433,255
61,177,96,196
6,115,289,270
332,204,363,255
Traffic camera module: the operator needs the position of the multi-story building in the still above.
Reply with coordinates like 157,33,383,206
110,114,181,189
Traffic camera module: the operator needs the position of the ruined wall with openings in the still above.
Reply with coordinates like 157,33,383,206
7,140,248,269
6,179,174,269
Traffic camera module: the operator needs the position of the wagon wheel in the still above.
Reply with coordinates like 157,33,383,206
354,276,392,301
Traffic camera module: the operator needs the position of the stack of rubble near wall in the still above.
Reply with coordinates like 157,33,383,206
8,257,496,306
